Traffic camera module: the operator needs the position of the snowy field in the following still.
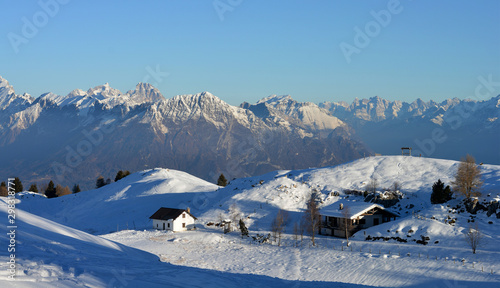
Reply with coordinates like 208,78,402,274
1,156,500,287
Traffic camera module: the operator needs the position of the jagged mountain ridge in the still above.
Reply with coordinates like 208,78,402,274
0,76,367,189
318,95,500,164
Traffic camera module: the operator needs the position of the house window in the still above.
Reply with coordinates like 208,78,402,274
167,223,170,228
182,223,186,228
182,213,186,218
359,219,366,225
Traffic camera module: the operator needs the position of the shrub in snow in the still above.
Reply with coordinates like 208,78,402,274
464,224,483,254
239,219,249,238
252,233,271,244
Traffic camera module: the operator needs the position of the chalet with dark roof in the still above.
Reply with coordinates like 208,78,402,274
149,207,196,231
320,200,398,238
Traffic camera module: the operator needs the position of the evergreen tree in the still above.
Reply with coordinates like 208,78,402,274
72,184,81,193
217,173,228,187
239,219,249,238
115,170,131,182
115,170,124,182
13,177,23,193
45,181,57,198
96,176,106,189
444,185,452,202
431,179,452,204
28,184,38,193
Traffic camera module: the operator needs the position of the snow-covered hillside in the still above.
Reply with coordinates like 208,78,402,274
0,200,319,288
5,156,500,287
18,168,219,234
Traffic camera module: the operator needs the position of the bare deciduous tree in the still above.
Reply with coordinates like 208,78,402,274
452,154,483,198
366,178,378,194
271,209,288,246
464,224,483,254
391,181,402,192
304,192,321,246
341,205,353,246
229,204,241,232
293,222,300,247
56,184,71,197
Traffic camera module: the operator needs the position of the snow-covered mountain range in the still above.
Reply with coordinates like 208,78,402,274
319,96,500,163
0,76,366,189
1,75,498,189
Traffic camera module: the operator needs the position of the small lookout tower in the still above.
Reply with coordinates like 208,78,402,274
401,147,412,156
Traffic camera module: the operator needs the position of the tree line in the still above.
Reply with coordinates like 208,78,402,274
0,170,132,198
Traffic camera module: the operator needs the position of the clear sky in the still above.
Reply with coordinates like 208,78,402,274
1,0,499,106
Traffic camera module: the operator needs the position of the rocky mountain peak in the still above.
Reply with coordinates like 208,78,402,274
0,77,34,111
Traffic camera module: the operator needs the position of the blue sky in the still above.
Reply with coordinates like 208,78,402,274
1,0,499,106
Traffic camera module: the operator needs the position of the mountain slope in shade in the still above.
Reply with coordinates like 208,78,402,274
0,76,368,189
319,95,500,164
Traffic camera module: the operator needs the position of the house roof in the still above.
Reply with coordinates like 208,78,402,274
321,200,398,219
149,207,197,221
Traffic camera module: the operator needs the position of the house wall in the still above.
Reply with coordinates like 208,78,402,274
152,219,173,230
365,214,383,227
334,229,346,238
172,212,195,232
358,214,383,228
